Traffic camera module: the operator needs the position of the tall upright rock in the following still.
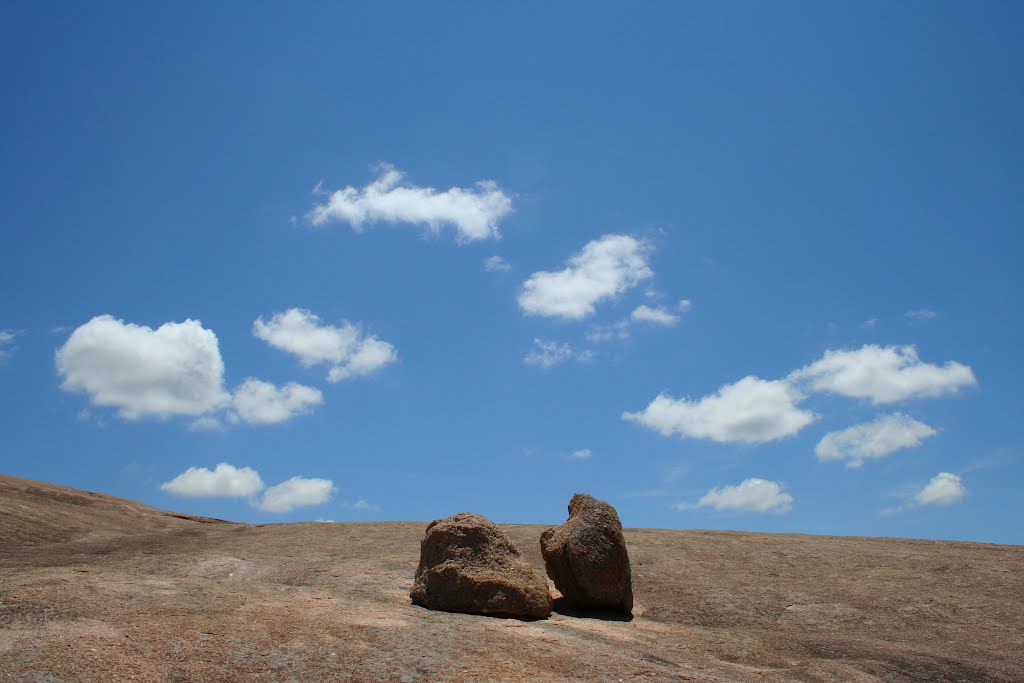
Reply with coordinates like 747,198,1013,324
541,493,633,613
411,512,552,619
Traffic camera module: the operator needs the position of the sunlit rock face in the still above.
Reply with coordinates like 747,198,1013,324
541,493,633,613
411,512,552,619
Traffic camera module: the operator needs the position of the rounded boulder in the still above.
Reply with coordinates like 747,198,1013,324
411,512,552,619
540,493,633,613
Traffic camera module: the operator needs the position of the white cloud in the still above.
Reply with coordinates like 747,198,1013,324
484,255,512,272
624,376,816,444
683,478,793,513
588,299,689,342
523,338,594,368
905,308,937,322
161,463,265,498
327,337,398,382
346,499,379,511
0,329,17,364
56,315,231,419
231,379,323,425
861,318,879,330
306,165,512,242
256,476,336,513
253,308,358,366
586,320,631,343
518,234,653,320
789,344,977,404
631,305,679,326
815,413,937,468
55,315,324,426
161,464,337,513
253,308,397,383
571,448,593,459
915,472,966,506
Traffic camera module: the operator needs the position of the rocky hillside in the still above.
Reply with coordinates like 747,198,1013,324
1,475,1022,681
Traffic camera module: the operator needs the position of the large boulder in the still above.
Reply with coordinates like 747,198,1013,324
540,493,633,613
411,512,552,619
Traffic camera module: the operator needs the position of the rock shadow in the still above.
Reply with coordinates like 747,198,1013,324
552,597,633,622
409,602,549,622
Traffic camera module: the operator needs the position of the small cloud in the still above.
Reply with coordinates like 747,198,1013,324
0,329,18,364
571,448,592,459
789,344,976,404
255,476,336,513
56,315,231,419
54,313,334,428
231,379,323,425
586,320,631,343
677,478,793,513
518,234,653,320
523,338,593,368
861,318,879,330
624,376,816,444
345,499,379,511
631,305,680,326
915,472,966,506
587,299,688,343
815,413,937,468
306,165,512,243
161,465,336,514
883,471,967,515
905,308,937,322
327,337,398,382
253,308,397,383
484,255,512,272
161,463,265,498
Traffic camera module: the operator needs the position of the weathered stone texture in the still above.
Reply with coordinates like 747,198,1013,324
541,493,633,612
411,512,552,618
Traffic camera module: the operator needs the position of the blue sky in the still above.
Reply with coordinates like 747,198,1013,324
1,2,1022,544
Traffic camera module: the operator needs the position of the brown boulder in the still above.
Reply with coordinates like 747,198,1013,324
541,493,633,613
410,512,552,619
